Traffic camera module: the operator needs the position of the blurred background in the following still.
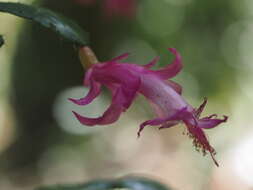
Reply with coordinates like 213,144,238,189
0,0,252,189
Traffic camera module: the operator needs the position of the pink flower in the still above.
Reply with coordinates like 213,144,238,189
72,0,136,18
70,47,227,166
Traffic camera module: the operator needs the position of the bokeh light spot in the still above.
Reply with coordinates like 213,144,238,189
53,86,109,135
137,0,185,38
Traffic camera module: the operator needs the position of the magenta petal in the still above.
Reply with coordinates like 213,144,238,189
166,80,182,94
148,100,166,118
198,116,228,129
159,120,180,129
107,76,140,109
154,48,182,79
69,80,101,106
194,97,207,118
201,114,218,119
72,103,124,126
72,86,137,126
138,117,167,137
84,69,93,86
144,56,160,69
72,97,123,125
137,107,188,137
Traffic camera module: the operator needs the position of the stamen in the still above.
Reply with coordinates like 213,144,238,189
184,125,219,166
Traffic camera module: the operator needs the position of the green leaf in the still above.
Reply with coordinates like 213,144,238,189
36,180,112,190
35,177,172,190
113,177,170,190
0,2,89,46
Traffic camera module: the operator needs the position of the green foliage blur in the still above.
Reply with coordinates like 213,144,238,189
36,177,171,190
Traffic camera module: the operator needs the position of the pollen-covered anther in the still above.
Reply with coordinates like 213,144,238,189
190,134,211,156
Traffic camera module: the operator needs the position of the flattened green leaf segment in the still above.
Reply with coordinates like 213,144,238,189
0,2,89,46
35,177,171,190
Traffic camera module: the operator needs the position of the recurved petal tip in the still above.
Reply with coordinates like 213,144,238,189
198,115,228,129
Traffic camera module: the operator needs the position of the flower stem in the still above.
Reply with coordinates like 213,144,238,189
79,46,98,69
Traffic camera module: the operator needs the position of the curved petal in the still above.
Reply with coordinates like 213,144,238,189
201,114,217,119
69,80,101,106
194,97,207,118
154,48,182,79
166,80,182,94
72,87,126,126
144,56,160,69
137,107,188,137
137,117,171,137
198,115,228,129
72,81,140,126
72,105,124,126
84,68,93,86
159,120,180,129
104,73,141,109
121,85,140,108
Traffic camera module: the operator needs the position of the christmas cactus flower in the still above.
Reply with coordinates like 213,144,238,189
73,0,136,18
70,47,227,166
